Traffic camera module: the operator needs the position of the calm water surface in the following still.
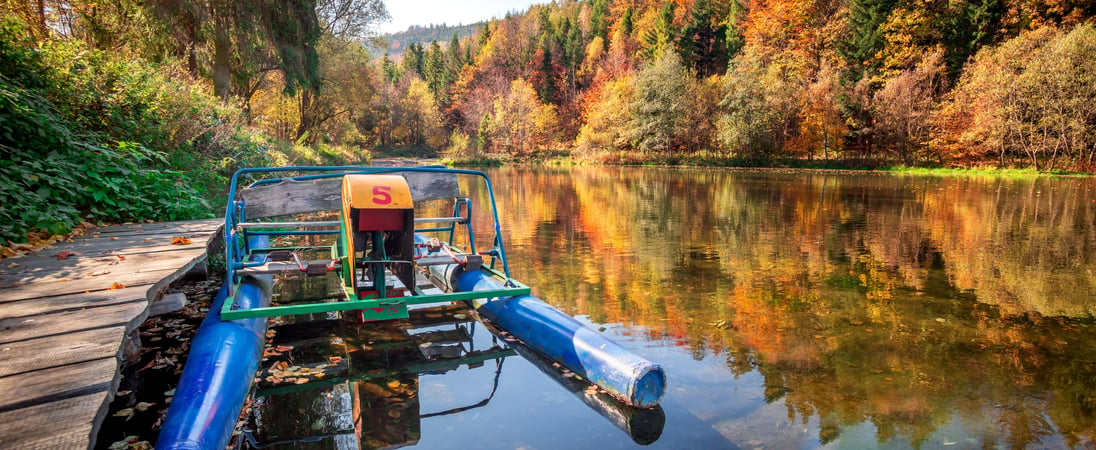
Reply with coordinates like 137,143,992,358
248,167,1096,449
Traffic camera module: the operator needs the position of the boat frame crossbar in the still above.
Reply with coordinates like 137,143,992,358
220,166,529,321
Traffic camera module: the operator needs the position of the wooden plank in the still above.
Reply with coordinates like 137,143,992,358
0,268,179,303
241,171,460,219
0,253,206,303
0,326,125,377
0,248,207,284
0,288,146,320
7,232,218,262
241,177,342,219
0,391,108,450
93,218,221,235
402,171,460,202
0,358,116,411
0,300,149,344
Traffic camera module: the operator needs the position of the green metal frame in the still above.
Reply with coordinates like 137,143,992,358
221,261,529,321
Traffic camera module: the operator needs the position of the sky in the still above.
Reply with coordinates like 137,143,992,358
378,0,548,34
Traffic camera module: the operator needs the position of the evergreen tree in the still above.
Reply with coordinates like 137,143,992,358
840,0,899,84
941,0,1004,78
640,2,678,61
448,33,465,73
726,0,746,59
423,41,451,104
380,51,399,83
402,42,425,77
677,0,729,77
621,6,634,37
590,0,610,42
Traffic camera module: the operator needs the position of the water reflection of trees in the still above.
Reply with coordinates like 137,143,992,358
475,167,1096,447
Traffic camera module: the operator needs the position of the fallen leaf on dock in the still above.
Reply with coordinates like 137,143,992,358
171,237,192,245
89,270,110,276
55,250,76,260
110,237,119,241
110,282,126,289
117,254,126,260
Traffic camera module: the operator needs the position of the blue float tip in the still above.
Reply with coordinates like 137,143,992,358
632,363,667,408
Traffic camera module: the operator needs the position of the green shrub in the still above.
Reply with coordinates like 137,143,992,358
0,18,215,244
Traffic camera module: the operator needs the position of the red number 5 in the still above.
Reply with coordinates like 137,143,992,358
372,186,392,205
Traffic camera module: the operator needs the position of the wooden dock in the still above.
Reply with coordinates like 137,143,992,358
0,219,222,449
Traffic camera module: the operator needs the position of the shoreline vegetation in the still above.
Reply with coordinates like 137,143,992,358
3,0,1095,247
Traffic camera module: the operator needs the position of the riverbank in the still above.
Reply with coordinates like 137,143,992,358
438,153,1090,176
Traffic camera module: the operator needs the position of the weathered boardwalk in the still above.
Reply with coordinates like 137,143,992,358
0,219,222,449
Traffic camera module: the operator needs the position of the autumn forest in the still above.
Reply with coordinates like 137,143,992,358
2,0,1096,244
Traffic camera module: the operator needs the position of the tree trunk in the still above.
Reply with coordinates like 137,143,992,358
297,90,315,142
36,0,47,38
213,11,231,99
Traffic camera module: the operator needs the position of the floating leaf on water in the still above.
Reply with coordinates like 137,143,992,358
108,436,142,450
135,402,155,412
387,380,401,389
275,345,293,352
116,390,132,397
453,313,467,320
418,342,433,348
295,378,309,384
273,361,288,371
113,408,135,419
328,356,343,364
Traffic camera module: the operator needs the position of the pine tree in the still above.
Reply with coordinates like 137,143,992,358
423,41,451,104
590,0,610,42
840,0,899,84
640,2,678,61
402,42,425,77
726,0,746,59
677,0,729,77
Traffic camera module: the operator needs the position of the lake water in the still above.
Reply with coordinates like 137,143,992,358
246,167,1096,449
